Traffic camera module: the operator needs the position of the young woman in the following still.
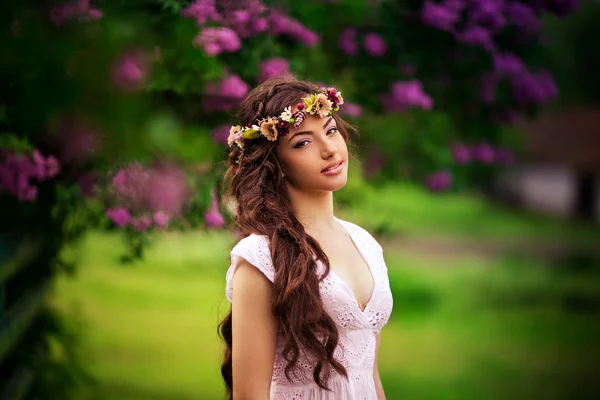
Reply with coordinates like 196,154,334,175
219,75,393,399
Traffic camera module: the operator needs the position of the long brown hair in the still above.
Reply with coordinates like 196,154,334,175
218,75,355,398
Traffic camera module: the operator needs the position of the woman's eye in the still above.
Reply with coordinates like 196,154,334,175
327,127,338,135
294,140,310,148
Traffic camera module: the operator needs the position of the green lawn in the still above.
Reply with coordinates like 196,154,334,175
51,223,600,399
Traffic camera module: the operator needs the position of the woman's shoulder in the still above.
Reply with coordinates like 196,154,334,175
335,216,383,253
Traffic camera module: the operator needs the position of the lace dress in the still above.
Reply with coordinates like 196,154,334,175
225,217,394,400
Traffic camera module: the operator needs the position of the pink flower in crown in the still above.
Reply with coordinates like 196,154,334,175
325,87,344,110
259,118,279,141
228,125,244,147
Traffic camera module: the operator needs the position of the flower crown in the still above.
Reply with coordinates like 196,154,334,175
227,86,344,148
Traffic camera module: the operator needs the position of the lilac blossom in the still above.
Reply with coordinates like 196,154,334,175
153,211,170,229
180,0,221,25
111,50,148,91
212,124,231,144
451,143,471,164
194,27,241,56
0,150,61,202
425,170,452,192
204,189,226,228
268,11,320,47
131,216,152,232
505,3,541,32
510,69,558,106
340,103,362,118
338,28,358,55
106,207,131,227
422,1,460,31
203,74,250,113
454,26,494,51
472,143,496,163
259,58,290,82
383,80,433,111
363,33,387,57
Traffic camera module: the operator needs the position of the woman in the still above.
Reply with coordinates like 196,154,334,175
219,75,393,399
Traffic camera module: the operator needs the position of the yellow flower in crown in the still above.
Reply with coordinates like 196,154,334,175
259,117,279,141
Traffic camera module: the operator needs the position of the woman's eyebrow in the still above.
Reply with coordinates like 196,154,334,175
287,117,334,142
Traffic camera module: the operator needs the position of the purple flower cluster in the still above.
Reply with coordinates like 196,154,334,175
203,74,250,113
204,189,225,229
451,142,516,165
0,150,60,202
381,80,433,112
340,103,362,118
111,50,148,91
268,10,320,47
51,0,103,26
211,123,231,144
481,52,558,106
425,170,452,192
338,28,358,55
106,162,192,231
338,29,387,57
194,27,242,56
259,58,290,82
105,207,171,232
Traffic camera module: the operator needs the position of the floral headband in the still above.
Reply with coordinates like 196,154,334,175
227,86,344,148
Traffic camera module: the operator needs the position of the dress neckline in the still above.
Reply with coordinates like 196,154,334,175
329,217,376,314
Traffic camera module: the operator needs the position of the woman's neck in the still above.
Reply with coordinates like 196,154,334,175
286,185,338,234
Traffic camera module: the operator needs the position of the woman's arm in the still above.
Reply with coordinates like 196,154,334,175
374,332,386,400
231,259,278,400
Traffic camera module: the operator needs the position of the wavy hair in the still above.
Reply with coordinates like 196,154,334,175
218,75,355,398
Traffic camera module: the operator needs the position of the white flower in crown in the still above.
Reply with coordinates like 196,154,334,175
280,106,293,122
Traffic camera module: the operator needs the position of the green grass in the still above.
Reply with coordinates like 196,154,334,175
341,183,599,244
51,224,600,399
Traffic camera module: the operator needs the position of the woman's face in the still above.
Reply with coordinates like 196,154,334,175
275,113,348,193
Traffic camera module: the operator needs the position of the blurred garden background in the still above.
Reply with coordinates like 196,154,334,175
1,0,600,399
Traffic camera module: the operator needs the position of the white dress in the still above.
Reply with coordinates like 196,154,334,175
225,217,394,399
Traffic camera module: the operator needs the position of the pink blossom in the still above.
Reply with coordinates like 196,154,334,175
268,11,320,47
472,143,495,163
212,124,232,144
203,74,250,113
111,50,148,91
422,0,460,31
180,0,221,25
204,189,225,228
384,80,433,111
338,28,358,55
145,163,191,215
259,58,290,82
194,27,241,56
131,216,152,232
340,103,362,118
363,33,387,57
50,0,102,26
451,143,471,164
153,211,170,229
106,207,131,227
425,171,452,192
111,163,151,211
